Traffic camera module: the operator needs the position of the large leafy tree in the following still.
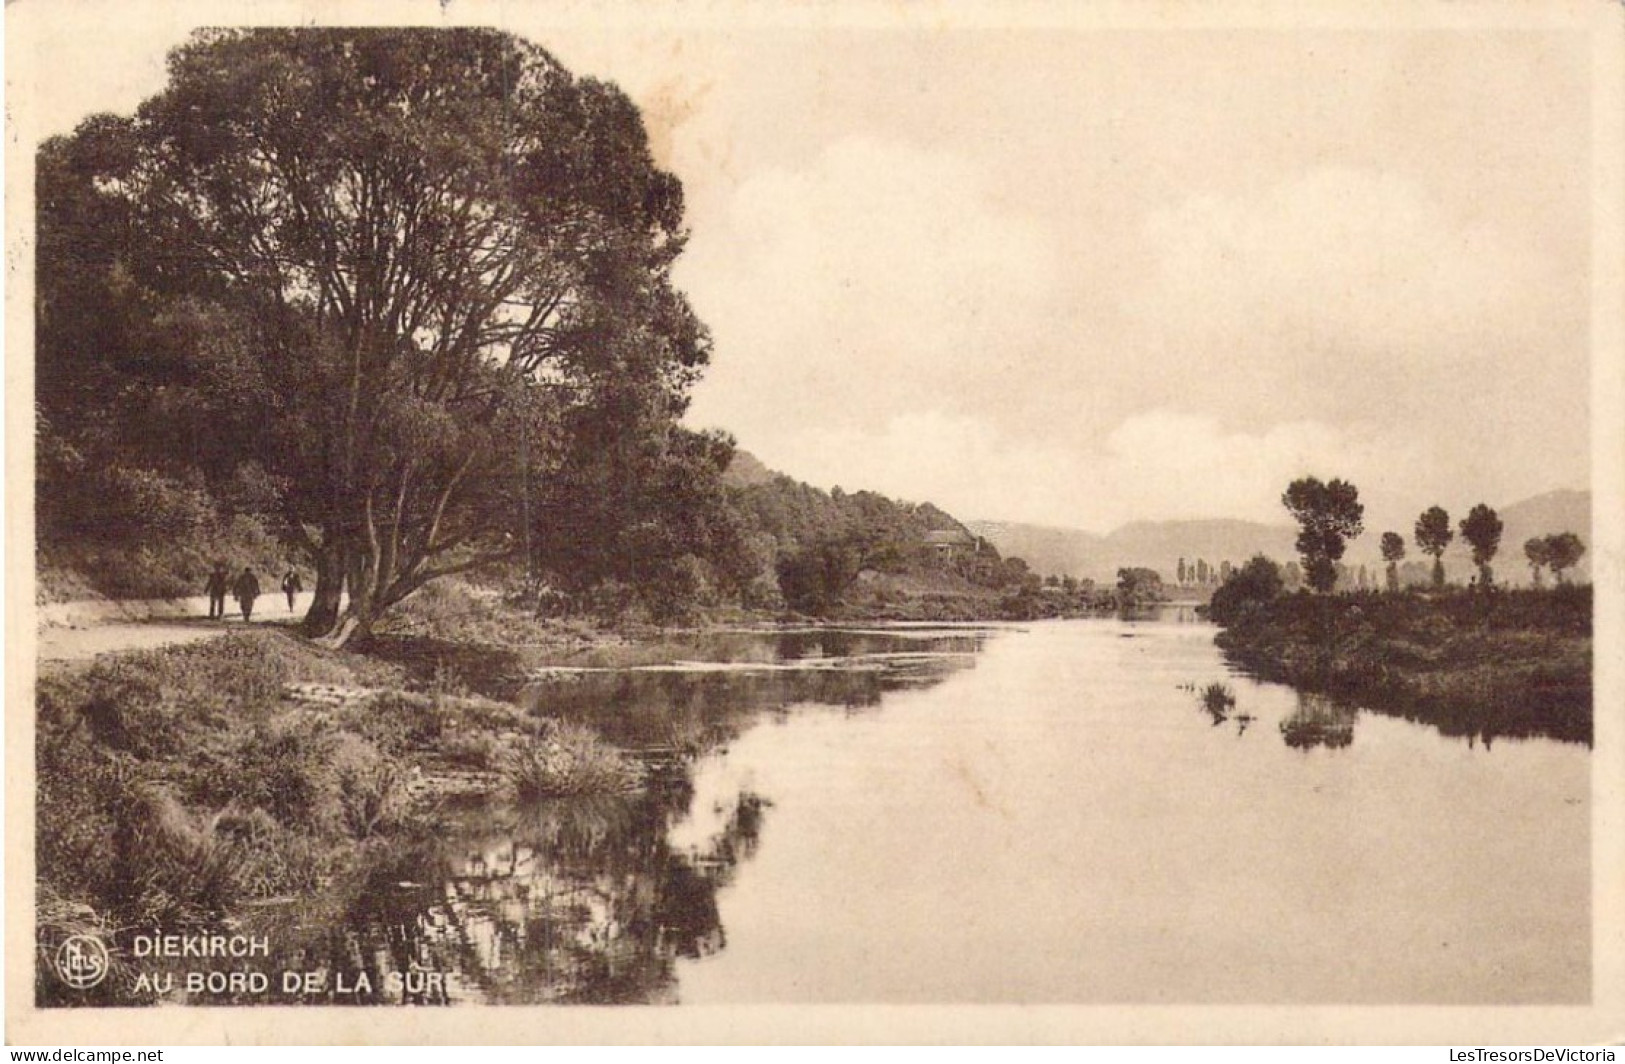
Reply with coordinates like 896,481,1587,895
1414,506,1454,588
1281,477,1364,593
530,421,752,618
1115,566,1164,605
1379,531,1406,592
1544,531,1586,585
41,29,708,641
1458,504,1504,588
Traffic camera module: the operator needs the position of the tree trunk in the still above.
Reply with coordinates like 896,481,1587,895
302,545,347,637
316,546,378,649
1432,556,1445,588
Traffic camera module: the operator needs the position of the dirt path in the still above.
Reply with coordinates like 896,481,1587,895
37,592,321,663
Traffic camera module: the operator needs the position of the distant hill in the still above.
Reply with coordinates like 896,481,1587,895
963,521,1106,580
966,517,1295,584
1481,489,1591,585
717,446,1041,615
971,488,1592,587
725,449,977,537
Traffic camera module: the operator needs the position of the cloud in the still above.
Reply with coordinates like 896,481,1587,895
677,145,1584,530
1124,167,1575,425
760,407,1432,534
680,135,1063,442
1095,409,1430,532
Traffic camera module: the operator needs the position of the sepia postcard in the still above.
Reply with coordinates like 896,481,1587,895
6,0,1624,1046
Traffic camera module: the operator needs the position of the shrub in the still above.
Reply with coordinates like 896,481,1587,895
38,463,292,601
438,730,503,770
586,580,639,624
36,744,126,904
48,662,185,758
212,806,337,896
505,723,644,800
195,718,412,842
331,735,412,840
1206,555,1284,626
110,783,249,926
392,580,482,639
77,463,216,544
204,718,342,834
38,632,364,752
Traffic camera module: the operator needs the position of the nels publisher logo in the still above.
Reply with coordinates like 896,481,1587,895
53,935,110,990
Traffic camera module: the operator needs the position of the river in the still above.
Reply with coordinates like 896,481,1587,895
239,616,1590,1005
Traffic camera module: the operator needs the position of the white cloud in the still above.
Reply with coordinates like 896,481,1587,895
1126,168,1571,416
681,135,1063,441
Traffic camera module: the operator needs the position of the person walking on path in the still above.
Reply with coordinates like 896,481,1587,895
205,564,229,620
232,567,261,622
281,568,303,612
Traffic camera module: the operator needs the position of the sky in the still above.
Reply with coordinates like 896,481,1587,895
10,2,1599,537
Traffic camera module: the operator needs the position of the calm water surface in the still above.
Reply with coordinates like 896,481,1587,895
672,618,1588,1003
241,617,1588,1005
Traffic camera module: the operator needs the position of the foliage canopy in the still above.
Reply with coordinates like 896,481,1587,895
1414,506,1454,588
1458,504,1505,586
1281,477,1364,593
39,28,710,639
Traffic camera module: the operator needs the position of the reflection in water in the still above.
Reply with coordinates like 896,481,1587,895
523,637,979,756
529,628,987,672
672,620,1587,1004
185,629,982,1006
242,781,766,1005
1279,692,1357,750
1217,642,1589,750
156,621,1585,1006
1188,680,1254,736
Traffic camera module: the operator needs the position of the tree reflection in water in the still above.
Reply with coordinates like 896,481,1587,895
268,778,769,1005
1279,692,1357,750
256,633,976,1006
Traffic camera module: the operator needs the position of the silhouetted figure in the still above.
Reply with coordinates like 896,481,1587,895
205,564,229,620
232,568,261,622
281,569,303,612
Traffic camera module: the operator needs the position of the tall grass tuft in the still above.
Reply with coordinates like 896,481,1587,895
1200,682,1237,716
112,784,248,926
332,735,412,840
505,723,644,801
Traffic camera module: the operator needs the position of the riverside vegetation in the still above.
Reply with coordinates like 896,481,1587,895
1211,583,1591,745
1204,476,1591,747
34,583,659,1006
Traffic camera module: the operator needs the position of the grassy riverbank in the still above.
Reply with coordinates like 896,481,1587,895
34,593,647,1005
1211,586,1592,745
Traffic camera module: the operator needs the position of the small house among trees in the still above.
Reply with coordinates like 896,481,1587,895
923,527,978,561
